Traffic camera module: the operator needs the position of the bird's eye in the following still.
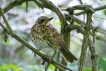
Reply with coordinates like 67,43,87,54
38,18,45,24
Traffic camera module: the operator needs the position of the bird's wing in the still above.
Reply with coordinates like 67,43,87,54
51,28,68,49
42,25,77,62
48,25,68,49
49,25,78,62
42,25,65,50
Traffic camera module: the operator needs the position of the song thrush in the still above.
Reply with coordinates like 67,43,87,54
30,16,77,63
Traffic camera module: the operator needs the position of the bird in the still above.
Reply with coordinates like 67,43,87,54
30,16,77,63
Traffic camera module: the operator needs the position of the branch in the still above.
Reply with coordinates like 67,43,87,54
2,0,33,14
78,6,94,71
75,5,106,15
88,38,98,71
65,14,106,42
65,5,98,71
0,7,14,37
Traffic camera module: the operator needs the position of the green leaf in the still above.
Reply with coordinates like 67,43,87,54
98,57,106,71
55,21,61,25
0,64,22,71
48,64,55,70
103,10,106,15
83,68,92,71
99,69,103,71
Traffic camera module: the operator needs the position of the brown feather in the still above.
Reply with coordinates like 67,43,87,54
50,25,77,63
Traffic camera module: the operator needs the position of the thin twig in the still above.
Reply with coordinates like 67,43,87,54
0,7,14,37
75,5,106,15
54,52,59,71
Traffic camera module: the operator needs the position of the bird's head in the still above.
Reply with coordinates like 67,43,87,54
36,16,53,26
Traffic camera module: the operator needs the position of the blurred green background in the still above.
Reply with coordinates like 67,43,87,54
0,0,106,71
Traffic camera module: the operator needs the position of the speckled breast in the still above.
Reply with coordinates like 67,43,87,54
30,26,54,56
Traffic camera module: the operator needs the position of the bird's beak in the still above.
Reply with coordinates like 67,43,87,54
48,17,53,21
45,17,53,26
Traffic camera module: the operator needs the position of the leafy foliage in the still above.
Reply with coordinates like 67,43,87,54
98,57,106,71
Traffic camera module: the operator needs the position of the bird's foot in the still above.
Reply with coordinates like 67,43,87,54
42,59,46,65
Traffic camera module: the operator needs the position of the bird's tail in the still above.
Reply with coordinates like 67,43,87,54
59,47,77,63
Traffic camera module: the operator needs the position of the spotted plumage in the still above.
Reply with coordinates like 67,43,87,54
30,16,77,63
